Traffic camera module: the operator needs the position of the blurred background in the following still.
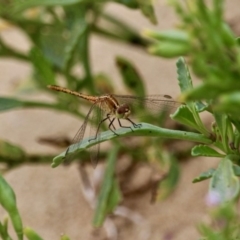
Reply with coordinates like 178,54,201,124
0,1,240,239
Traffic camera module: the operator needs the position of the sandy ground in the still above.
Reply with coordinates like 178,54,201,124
0,1,239,239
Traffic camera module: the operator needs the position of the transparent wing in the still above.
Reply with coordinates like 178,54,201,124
112,94,181,116
64,103,98,164
88,101,105,167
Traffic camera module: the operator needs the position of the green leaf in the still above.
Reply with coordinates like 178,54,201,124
63,22,87,71
148,42,190,58
176,57,193,93
191,145,225,157
30,47,55,86
0,218,13,240
93,147,121,227
51,122,212,168
195,101,208,112
116,56,146,96
0,175,23,240
137,0,157,24
176,58,209,135
113,0,139,8
60,235,71,240
171,105,199,130
144,29,190,44
105,179,122,214
40,28,67,69
233,164,240,177
214,92,240,116
182,82,237,101
213,113,230,153
0,97,24,112
0,140,25,161
12,0,85,13
159,156,180,198
209,157,240,204
24,227,43,240
192,168,215,183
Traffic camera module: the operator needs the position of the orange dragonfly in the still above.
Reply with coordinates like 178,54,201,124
48,85,179,167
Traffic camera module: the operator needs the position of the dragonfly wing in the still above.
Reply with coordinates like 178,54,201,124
88,102,104,167
113,94,181,116
64,103,98,164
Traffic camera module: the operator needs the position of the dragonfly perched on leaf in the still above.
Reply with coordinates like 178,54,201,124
48,85,180,167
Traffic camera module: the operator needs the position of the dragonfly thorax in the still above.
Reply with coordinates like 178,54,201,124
115,104,131,119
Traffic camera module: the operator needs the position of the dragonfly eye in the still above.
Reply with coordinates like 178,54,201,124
116,104,131,118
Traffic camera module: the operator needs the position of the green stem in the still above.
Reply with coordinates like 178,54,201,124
52,122,213,167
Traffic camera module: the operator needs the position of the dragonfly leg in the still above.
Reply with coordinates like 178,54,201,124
108,117,116,130
118,118,138,132
108,118,119,136
126,118,142,129
89,115,110,142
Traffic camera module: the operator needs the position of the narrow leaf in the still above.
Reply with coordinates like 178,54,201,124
116,56,145,96
149,42,190,58
63,22,87,71
137,0,157,24
30,47,55,86
24,227,43,240
0,218,13,240
93,146,120,227
192,169,215,183
51,122,212,167
176,57,193,93
0,97,24,112
191,145,225,157
0,175,23,240
12,0,84,13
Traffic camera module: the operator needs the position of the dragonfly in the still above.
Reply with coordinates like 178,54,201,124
48,85,180,167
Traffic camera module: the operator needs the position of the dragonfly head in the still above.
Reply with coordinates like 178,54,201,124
116,104,131,119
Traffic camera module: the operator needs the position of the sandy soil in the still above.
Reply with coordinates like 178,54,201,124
0,1,239,239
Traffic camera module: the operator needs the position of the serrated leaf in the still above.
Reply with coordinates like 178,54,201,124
192,168,215,183
171,105,199,129
195,101,208,112
93,147,120,227
208,157,240,204
191,145,224,157
176,57,193,93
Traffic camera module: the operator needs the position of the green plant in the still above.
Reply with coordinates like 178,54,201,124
0,0,240,239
